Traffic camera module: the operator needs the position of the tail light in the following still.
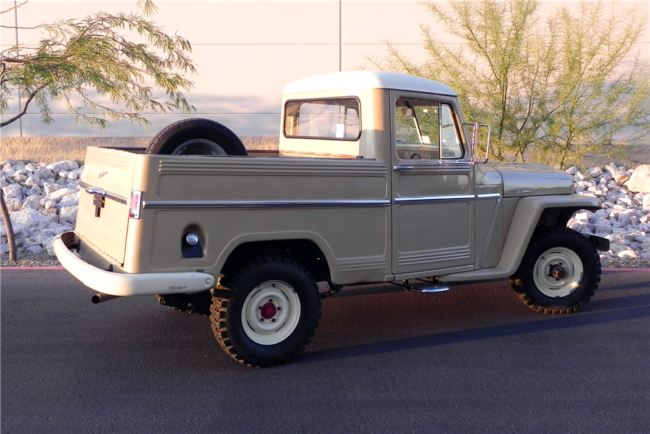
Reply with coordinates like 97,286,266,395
129,191,142,219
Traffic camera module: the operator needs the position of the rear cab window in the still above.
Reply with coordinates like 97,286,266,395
284,98,361,141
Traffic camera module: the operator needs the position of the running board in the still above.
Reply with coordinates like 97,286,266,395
405,284,450,293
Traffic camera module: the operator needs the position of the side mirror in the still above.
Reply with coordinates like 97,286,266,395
464,123,491,164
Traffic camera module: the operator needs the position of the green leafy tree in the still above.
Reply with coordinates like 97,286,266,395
368,0,650,168
542,2,650,168
0,0,196,262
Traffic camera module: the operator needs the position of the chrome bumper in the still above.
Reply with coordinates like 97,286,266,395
53,232,216,297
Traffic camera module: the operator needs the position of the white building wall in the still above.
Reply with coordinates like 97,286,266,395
1,0,648,139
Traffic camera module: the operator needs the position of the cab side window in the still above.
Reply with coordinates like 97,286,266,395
395,98,465,160
441,104,463,158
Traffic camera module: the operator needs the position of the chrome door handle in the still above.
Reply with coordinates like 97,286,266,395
393,165,414,171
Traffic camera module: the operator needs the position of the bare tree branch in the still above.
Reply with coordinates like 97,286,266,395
0,86,43,127
0,0,28,15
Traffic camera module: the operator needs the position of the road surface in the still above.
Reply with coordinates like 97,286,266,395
2,268,648,433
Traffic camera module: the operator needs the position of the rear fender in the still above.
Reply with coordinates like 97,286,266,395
215,231,337,280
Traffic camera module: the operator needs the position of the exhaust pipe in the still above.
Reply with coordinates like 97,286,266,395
91,293,122,304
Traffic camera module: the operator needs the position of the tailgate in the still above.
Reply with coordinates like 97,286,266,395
76,147,137,265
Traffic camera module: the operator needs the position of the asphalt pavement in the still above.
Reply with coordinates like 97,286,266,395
1,268,649,434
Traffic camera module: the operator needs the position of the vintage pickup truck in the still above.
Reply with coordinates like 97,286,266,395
54,71,608,367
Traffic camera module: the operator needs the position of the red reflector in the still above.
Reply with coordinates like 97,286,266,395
129,191,142,219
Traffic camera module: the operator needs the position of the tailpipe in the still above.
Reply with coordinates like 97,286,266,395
91,293,122,304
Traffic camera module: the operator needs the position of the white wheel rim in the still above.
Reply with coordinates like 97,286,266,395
241,280,301,345
532,247,584,298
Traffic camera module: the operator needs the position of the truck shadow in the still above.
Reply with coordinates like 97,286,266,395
296,271,649,365
138,270,648,370
299,293,649,365
49,269,646,372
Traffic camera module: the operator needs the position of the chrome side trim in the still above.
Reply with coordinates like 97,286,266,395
81,182,128,205
476,193,501,200
479,195,502,268
143,199,391,210
141,194,501,209
436,160,474,166
394,194,474,204
396,160,474,167
394,193,501,205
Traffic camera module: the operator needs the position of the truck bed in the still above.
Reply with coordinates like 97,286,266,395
75,146,392,284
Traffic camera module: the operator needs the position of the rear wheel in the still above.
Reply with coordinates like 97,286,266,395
510,226,601,314
211,256,321,367
146,118,247,156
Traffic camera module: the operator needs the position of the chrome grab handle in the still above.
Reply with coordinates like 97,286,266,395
393,165,414,171
82,184,128,205
464,122,491,164
85,187,106,196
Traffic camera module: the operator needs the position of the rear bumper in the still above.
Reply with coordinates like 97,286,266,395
53,232,216,297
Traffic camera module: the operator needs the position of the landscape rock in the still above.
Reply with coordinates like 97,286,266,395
46,160,79,173
58,206,78,224
605,164,630,183
26,184,43,196
21,195,43,210
43,182,61,195
587,167,603,177
24,245,44,255
627,164,650,193
24,175,40,187
3,183,23,199
5,197,22,212
9,208,57,227
45,187,77,202
566,166,579,175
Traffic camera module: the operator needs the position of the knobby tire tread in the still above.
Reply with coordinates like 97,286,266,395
210,255,321,368
510,226,601,314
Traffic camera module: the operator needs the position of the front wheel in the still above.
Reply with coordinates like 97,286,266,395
211,256,321,368
510,227,601,314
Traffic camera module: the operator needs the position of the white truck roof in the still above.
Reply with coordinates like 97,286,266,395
282,71,457,96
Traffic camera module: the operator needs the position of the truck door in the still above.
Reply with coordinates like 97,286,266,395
390,91,475,277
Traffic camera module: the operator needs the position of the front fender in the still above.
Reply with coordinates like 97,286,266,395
439,194,601,282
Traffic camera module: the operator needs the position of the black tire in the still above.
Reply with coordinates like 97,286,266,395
510,226,601,314
210,255,321,368
146,118,248,156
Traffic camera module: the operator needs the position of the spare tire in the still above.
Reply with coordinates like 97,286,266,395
146,118,248,156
